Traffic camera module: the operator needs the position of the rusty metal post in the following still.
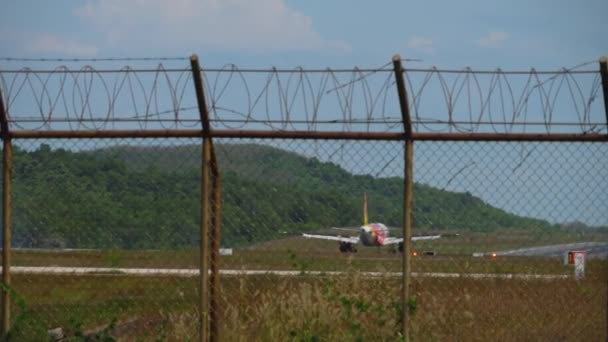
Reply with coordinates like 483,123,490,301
191,54,212,342
200,138,211,341
393,55,413,341
0,87,11,335
393,55,413,138
0,89,11,336
598,57,608,342
1,140,11,336
191,55,212,136
209,165,221,342
603,55,608,342
600,57,608,128
403,136,413,339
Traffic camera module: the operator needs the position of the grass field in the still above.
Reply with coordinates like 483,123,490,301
8,231,605,274
2,234,607,340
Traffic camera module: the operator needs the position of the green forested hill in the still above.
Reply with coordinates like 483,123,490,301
11,143,551,249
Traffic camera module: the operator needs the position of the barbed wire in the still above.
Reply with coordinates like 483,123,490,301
404,60,604,134
0,61,605,133
0,57,189,62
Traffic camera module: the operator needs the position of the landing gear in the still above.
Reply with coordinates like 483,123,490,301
339,242,357,253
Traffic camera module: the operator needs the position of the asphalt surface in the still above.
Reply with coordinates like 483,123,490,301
1,266,571,280
495,242,608,259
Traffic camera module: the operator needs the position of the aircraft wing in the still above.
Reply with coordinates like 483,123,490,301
382,234,442,245
302,234,359,244
412,234,442,241
382,237,403,245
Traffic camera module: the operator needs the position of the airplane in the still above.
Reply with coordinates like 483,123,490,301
302,192,441,253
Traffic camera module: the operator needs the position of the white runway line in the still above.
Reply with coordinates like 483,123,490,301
1,266,571,280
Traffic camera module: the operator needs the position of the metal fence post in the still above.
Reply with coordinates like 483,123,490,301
600,56,608,341
209,167,221,342
1,141,11,336
0,87,11,336
599,57,608,129
602,53,608,342
191,54,212,342
201,138,211,341
393,55,414,341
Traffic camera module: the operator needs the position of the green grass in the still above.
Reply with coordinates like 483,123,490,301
5,264,606,341
2,235,607,340
8,274,198,340
8,231,605,275
6,246,577,276
8,248,200,269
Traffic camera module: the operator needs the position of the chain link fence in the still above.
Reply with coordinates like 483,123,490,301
7,138,202,339
207,138,607,341
213,138,406,340
412,141,607,340
0,136,606,341
0,57,607,340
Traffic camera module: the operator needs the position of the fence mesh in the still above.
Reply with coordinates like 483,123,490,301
206,139,607,341
213,138,407,341
8,138,202,339
0,59,607,340
411,141,607,340
0,137,605,340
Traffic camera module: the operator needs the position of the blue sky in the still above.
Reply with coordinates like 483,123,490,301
1,0,606,69
0,1,606,226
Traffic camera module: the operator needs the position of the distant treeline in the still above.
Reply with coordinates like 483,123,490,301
11,143,553,249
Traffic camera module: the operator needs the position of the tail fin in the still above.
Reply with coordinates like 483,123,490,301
363,192,369,226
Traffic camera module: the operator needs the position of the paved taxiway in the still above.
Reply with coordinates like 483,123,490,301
496,242,608,258
2,266,571,280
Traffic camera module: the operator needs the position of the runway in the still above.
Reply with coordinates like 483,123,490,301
2,266,571,280
496,242,608,258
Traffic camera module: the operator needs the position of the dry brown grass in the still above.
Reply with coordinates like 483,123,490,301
211,263,606,341
6,267,606,341
3,246,606,340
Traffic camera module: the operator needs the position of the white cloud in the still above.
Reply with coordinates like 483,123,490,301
25,33,98,57
73,0,349,52
478,31,509,48
407,36,434,54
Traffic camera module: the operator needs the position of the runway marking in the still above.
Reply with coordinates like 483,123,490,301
2,266,571,280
